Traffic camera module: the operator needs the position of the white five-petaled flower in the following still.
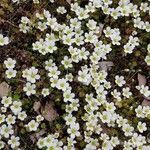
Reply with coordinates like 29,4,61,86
26,120,39,131
8,136,20,149
5,69,17,79
0,34,9,46
1,96,12,107
137,121,147,133
4,58,16,69
122,87,132,98
57,6,67,14
23,82,36,96
115,75,126,87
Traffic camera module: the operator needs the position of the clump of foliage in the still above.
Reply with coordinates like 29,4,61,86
0,0,150,149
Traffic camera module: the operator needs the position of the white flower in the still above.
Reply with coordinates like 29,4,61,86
70,18,81,29
76,8,89,20
48,66,60,79
41,88,50,97
147,44,150,53
46,17,57,29
131,133,146,147
27,120,39,131
64,114,76,126
8,136,20,149
5,69,17,79
110,8,120,19
140,3,149,12
36,115,44,122
86,2,96,12
123,141,133,150
33,0,39,4
86,19,97,30
63,90,75,102
78,69,92,85
137,122,147,133
85,31,97,43
135,105,145,118
0,34,9,46
6,114,16,125
57,6,67,14
1,107,7,113
50,78,58,88
78,47,89,60
19,23,30,33
0,124,14,138
37,22,47,31
103,27,121,45
145,55,150,65
100,111,112,124
49,0,55,3
98,70,107,83
104,81,111,89
122,124,134,136
122,87,132,98
100,133,109,141
37,138,45,149
20,16,30,24
106,102,116,112
0,114,5,124
10,101,22,115
65,73,73,82
18,111,27,121
56,78,69,91
110,136,120,147
22,67,40,83
117,116,128,127
138,85,150,98
124,43,134,54
74,34,84,46
111,89,121,101
0,141,5,149
12,0,20,3
61,56,73,69
23,82,36,96
102,5,111,15
143,106,150,117
85,138,99,149
4,58,16,69
45,59,55,71
102,140,113,150
115,75,126,87
67,123,80,139
1,96,12,107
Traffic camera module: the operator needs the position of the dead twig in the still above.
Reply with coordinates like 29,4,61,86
0,18,19,29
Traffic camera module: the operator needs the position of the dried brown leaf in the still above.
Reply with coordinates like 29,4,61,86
142,99,150,107
0,82,11,98
41,101,58,122
33,101,41,114
99,23,104,36
99,61,114,71
66,0,72,4
30,129,45,143
138,73,146,86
